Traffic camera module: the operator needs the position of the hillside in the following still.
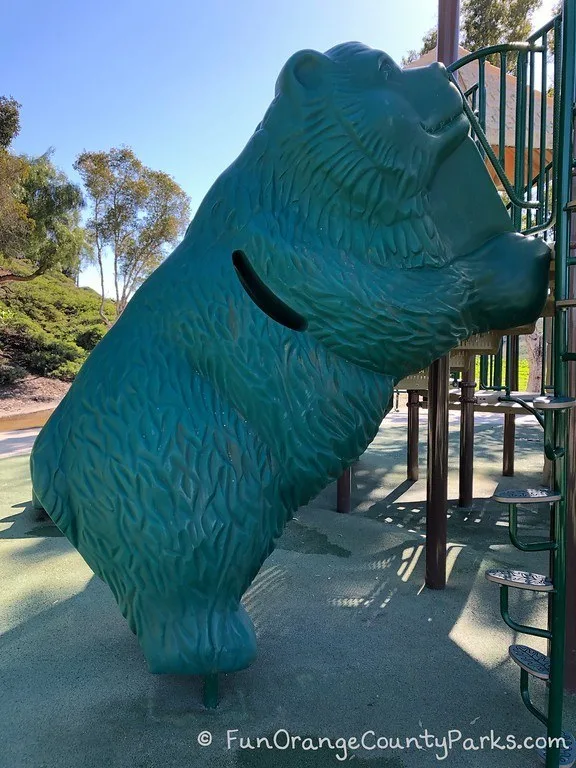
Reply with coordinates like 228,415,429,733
0,257,114,389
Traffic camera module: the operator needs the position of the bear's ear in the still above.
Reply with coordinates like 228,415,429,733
276,49,331,96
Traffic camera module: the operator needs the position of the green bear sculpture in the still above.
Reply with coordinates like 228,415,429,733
30,43,550,676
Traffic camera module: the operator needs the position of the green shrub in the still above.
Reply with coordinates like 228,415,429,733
75,325,106,351
0,320,83,377
50,360,83,381
0,362,27,386
0,257,114,381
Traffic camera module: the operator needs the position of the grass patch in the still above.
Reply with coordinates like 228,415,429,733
474,356,531,391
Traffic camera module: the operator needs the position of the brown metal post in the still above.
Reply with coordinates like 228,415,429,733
438,0,461,65
425,0,460,590
337,468,351,514
426,356,450,589
503,336,519,476
407,390,420,481
502,415,516,475
459,356,476,508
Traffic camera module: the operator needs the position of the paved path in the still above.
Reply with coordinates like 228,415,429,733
0,428,40,459
0,409,539,459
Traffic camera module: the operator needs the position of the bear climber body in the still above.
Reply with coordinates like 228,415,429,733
31,43,550,675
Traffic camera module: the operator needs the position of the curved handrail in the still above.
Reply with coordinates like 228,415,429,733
450,85,542,209
505,159,555,235
446,32,560,217
448,42,545,72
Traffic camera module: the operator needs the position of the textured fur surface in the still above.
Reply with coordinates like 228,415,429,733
30,43,550,675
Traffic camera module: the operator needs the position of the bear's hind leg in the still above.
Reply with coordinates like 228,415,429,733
108,379,284,678
135,597,257,675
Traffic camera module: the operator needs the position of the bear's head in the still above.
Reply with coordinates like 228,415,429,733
263,42,469,216
193,42,550,379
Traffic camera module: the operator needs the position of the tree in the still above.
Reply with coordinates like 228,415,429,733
21,152,88,278
402,0,542,71
0,151,31,261
526,326,544,392
0,97,31,264
462,0,542,68
548,1,562,58
0,97,91,287
0,151,89,285
75,147,190,323
402,28,437,66
0,96,21,150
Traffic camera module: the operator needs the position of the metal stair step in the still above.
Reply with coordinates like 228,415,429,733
509,644,550,680
537,731,576,767
475,390,540,405
534,395,576,410
492,487,561,504
485,568,553,592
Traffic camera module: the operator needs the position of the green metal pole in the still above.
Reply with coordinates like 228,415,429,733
547,1,576,762
513,49,528,231
564,7,576,695
548,411,567,768
203,673,219,709
554,7,575,393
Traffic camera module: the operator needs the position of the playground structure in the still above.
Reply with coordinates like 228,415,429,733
20,4,576,768
336,2,576,765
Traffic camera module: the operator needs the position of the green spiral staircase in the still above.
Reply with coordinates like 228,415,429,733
448,3,576,765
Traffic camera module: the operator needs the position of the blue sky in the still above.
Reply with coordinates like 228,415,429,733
4,0,555,294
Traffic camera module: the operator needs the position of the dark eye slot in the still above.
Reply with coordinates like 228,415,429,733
232,250,308,332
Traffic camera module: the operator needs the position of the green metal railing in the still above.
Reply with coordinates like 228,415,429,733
450,20,560,396
448,21,559,229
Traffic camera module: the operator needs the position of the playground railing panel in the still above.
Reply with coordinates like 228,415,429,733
448,19,561,397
